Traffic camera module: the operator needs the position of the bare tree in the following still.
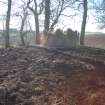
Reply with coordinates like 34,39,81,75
14,0,30,46
18,0,29,46
80,0,88,45
49,0,64,31
95,0,105,29
28,0,44,44
19,11,28,46
44,0,50,33
5,0,12,48
49,0,76,32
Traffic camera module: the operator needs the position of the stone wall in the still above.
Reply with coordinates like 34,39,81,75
44,29,79,48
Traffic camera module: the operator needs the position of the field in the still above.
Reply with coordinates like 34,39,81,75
0,46,105,105
85,33,105,49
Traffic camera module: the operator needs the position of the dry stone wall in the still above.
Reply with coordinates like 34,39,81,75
44,28,79,48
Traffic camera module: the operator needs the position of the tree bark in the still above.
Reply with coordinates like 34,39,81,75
44,0,50,34
5,0,12,48
80,0,87,45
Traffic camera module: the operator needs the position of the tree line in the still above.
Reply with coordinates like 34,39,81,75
2,0,104,48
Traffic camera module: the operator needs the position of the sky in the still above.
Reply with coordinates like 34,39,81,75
0,0,104,33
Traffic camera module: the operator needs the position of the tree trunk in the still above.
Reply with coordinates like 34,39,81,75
44,0,50,34
5,0,12,48
34,13,40,44
34,0,40,44
80,0,87,45
20,12,28,46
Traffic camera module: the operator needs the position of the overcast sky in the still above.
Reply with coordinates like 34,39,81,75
0,0,104,32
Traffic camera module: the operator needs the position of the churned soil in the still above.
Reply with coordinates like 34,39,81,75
0,46,105,105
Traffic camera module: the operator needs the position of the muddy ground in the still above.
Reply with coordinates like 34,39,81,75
0,46,105,105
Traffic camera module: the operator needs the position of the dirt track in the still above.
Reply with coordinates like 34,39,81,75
0,47,105,105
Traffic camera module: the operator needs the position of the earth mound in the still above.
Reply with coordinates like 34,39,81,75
0,46,105,105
